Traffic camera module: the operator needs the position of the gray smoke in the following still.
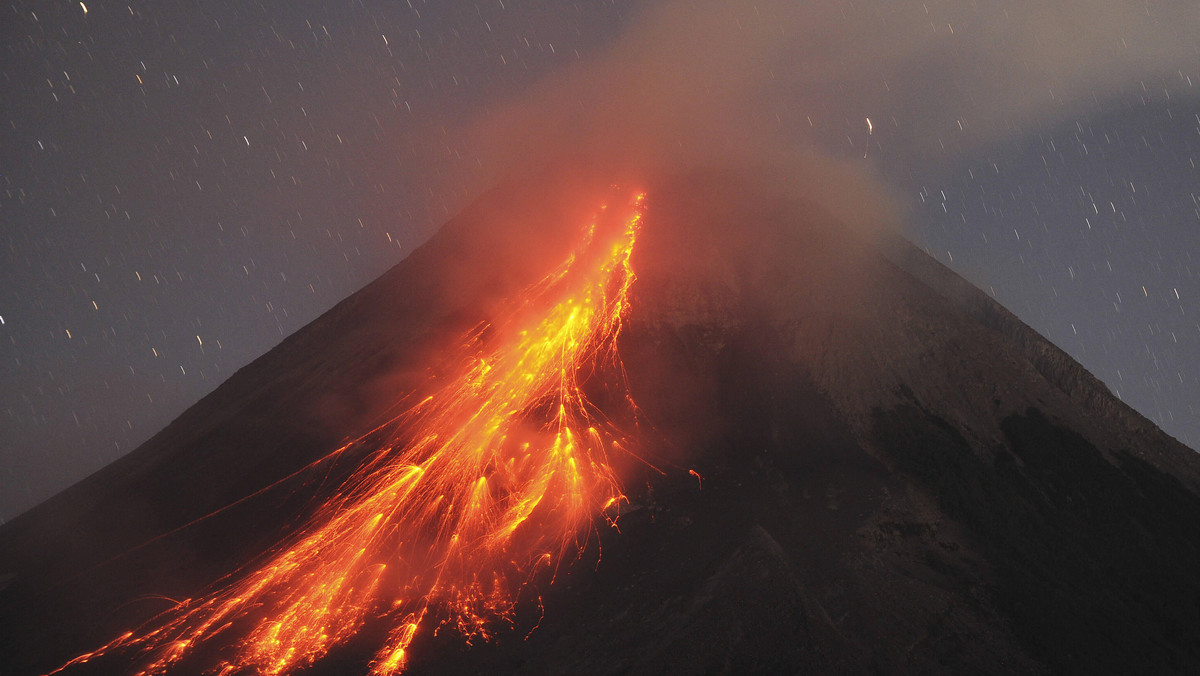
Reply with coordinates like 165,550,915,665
461,0,1199,231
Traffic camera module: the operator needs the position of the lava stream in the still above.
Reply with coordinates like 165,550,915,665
54,190,647,676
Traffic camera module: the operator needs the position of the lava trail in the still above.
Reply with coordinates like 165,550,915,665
54,189,647,675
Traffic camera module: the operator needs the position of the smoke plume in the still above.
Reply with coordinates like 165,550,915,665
462,0,1199,230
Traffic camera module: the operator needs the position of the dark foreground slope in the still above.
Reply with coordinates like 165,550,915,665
2,167,1199,675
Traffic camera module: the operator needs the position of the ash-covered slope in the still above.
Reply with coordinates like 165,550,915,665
3,167,1200,675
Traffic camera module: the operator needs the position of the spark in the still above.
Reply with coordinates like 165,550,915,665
52,189,648,676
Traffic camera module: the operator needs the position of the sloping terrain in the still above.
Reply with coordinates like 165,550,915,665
2,167,1199,675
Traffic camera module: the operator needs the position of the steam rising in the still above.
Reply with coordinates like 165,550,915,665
464,0,1199,229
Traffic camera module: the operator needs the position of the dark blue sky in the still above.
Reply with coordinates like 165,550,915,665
2,0,1198,521
909,101,1200,440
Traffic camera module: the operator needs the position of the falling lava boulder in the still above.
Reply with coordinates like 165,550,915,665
2,166,1200,675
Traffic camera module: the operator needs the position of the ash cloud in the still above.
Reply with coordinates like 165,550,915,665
462,0,1199,230
356,0,1200,463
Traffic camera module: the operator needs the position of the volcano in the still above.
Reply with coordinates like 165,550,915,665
3,166,1200,675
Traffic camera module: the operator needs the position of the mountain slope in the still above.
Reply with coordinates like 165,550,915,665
2,166,1199,675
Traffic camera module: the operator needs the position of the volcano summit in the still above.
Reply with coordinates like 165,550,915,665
2,167,1200,675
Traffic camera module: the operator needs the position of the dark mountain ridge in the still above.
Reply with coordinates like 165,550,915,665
2,166,1199,674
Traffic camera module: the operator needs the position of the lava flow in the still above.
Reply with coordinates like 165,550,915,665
54,190,647,676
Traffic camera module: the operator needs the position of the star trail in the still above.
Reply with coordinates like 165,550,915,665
2,0,1198,521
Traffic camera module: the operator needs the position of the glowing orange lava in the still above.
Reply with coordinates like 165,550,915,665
54,190,646,675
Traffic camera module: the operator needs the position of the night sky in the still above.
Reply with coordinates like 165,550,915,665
3,0,1198,522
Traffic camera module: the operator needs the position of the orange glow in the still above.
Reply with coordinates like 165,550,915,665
52,189,646,675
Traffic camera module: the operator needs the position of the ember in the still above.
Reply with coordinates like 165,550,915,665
53,189,646,675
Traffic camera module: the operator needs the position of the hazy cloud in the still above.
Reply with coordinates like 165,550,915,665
463,0,1199,220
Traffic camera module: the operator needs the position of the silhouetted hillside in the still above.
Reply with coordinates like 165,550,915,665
2,166,1199,675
